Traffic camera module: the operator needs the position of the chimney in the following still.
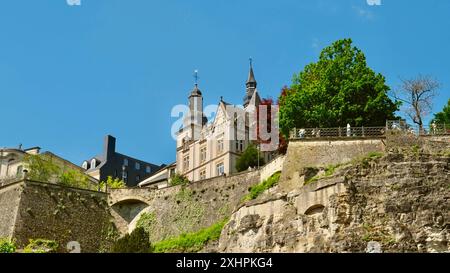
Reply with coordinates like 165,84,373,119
104,135,116,160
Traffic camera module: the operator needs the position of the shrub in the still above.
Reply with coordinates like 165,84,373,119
170,173,190,186
242,171,281,202
100,176,126,190
235,144,265,172
23,239,58,253
112,227,152,253
153,218,228,253
136,212,156,234
24,154,94,190
0,238,16,253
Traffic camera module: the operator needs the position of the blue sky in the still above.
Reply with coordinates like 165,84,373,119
0,0,449,166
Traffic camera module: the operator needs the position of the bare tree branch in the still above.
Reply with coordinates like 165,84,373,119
393,75,440,130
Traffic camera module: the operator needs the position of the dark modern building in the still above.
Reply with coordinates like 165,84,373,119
82,135,163,187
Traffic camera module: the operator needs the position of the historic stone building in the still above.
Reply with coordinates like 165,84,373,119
176,63,273,182
0,146,98,186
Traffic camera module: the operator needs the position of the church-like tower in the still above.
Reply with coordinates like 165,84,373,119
243,59,258,107
184,81,205,141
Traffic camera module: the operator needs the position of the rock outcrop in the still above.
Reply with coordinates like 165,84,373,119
218,149,450,253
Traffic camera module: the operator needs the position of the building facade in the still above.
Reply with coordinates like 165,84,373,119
176,63,273,182
82,135,163,187
0,146,98,186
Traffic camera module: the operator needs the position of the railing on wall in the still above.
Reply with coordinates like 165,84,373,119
386,120,450,136
289,126,386,140
289,121,450,140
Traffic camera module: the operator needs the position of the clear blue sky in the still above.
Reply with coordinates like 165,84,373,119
1,0,449,166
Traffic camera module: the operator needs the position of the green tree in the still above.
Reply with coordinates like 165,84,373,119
24,154,95,190
279,38,399,137
431,99,450,125
170,173,190,186
112,227,152,253
235,144,265,172
100,176,126,190
24,154,60,182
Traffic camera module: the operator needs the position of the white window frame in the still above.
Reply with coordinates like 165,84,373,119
183,155,190,171
217,138,224,154
199,169,206,180
200,146,207,163
216,162,224,176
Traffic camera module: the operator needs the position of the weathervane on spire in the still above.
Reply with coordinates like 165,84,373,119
249,57,253,68
193,69,199,86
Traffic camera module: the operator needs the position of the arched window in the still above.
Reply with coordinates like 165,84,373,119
16,165,23,178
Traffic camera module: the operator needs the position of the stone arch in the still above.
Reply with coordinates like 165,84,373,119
110,198,150,234
304,204,325,216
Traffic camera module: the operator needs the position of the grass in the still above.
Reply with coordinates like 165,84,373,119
304,163,342,185
305,152,385,185
241,171,281,202
152,218,228,253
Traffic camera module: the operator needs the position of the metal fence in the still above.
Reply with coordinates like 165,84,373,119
289,121,450,140
386,120,450,136
290,126,386,140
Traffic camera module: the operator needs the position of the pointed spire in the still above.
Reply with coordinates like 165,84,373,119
190,69,202,96
246,58,257,89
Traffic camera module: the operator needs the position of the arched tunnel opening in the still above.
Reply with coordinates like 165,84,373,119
110,199,149,226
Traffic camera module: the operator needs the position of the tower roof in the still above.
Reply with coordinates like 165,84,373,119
246,59,257,89
190,84,202,96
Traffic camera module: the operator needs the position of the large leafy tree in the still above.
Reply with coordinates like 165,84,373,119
235,144,265,172
279,38,400,137
431,99,450,125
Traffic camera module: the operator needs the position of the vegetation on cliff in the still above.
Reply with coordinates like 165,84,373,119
23,239,58,253
242,171,281,202
0,238,16,253
112,227,152,253
304,151,384,185
152,218,228,253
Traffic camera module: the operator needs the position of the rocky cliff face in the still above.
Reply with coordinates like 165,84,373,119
218,148,450,253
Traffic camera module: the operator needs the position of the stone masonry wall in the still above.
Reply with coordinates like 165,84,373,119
0,182,22,239
109,170,260,242
280,139,385,192
218,150,450,253
9,180,112,253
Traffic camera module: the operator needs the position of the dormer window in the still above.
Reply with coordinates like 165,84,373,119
124,158,129,166
91,159,97,169
82,161,90,170
135,162,140,170
146,166,151,173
